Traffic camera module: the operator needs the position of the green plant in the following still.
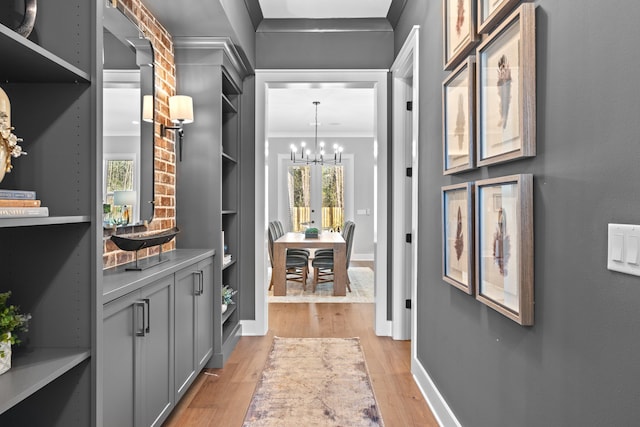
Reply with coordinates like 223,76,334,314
222,286,237,306
0,291,31,357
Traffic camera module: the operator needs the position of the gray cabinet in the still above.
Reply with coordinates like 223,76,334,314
102,250,215,426
174,38,252,368
174,257,214,401
103,276,174,427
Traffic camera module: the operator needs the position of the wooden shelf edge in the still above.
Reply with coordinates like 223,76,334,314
0,347,91,415
221,321,241,348
221,94,238,114
0,24,90,83
221,152,237,163
0,215,91,228
221,304,237,324
222,259,237,270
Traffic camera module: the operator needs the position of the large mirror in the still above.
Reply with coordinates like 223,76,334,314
102,4,155,227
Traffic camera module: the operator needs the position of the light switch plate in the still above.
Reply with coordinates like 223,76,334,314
607,224,640,276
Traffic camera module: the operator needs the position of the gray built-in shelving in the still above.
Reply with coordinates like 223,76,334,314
174,37,252,368
0,1,98,425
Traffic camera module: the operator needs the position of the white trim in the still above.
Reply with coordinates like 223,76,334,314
412,356,462,427
390,26,420,341
351,253,374,261
255,70,389,337
240,320,268,336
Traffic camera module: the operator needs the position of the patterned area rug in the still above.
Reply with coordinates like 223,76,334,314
268,267,374,303
243,337,384,427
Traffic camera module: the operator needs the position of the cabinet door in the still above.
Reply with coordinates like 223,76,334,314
174,266,198,401
139,277,174,427
196,257,215,368
103,293,140,427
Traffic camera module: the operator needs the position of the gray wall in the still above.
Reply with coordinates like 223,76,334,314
256,30,394,69
267,137,375,258
395,0,640,425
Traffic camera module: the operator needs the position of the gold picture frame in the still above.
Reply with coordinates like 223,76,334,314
442,182,475,294
475,174,533,325
443,0,480,70
443,57,476,174
476,3,535,167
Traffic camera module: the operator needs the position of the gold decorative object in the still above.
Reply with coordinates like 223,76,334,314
0,87,26,183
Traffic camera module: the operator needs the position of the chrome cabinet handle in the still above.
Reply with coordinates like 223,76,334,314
194,271,204,295
135,301,146,337
144,298,151,334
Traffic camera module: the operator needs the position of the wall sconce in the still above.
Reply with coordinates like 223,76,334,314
142,95,153,123
161,95,194,161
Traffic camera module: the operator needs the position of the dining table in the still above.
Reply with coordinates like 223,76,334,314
272,231,347,296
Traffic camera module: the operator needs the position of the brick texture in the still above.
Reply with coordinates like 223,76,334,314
103,0,177,269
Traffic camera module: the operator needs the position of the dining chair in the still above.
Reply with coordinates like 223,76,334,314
311,221,356,292
267,222,309,290
273,219,310,258
313,220,353,259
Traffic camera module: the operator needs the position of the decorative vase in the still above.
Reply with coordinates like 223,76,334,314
221,304,228,314
0,333,12,375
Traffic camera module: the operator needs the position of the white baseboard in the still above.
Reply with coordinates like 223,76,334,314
352,253,374,261
240,320,268,336
376,320,392,337
412,355,461,427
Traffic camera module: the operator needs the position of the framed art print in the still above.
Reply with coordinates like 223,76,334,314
476,3,535,167
442,182,474,294
443,57,475,174
477,0,522,34
475,174,533,325
443,0,479,70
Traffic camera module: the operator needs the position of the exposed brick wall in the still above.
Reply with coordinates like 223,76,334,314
103,0,177,269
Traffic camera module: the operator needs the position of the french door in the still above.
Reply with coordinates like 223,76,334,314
287,164,345,232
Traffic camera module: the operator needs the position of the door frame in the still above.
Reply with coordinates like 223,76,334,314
244,69,389,336
391,26,420,341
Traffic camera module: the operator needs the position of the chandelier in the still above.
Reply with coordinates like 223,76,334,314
290,101,343,165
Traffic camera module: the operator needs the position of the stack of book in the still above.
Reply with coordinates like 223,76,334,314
0,189,49,218
223,253,233,266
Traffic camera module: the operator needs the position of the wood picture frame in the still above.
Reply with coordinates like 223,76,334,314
443,57,476,175
477,0,523,34
442,182,474,294
443,0,479,70
476,3,535,167
475,174,533,325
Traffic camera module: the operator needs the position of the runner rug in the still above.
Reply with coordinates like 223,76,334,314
243,337,384,427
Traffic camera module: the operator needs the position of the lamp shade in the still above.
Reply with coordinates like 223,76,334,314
142,95,154,122
113,190,137,206
169,95,194,124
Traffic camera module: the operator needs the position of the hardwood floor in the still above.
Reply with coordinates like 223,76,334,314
164,303,438,427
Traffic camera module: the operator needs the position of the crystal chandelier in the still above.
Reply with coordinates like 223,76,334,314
290,101,343,165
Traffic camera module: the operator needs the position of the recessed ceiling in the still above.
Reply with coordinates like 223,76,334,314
267,86,375,139
258,0,393,19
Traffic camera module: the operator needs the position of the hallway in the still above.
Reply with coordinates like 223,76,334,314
164,303,438,426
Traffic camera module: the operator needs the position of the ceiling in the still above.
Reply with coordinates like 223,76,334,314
258,0,393,19
267,85,375,139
